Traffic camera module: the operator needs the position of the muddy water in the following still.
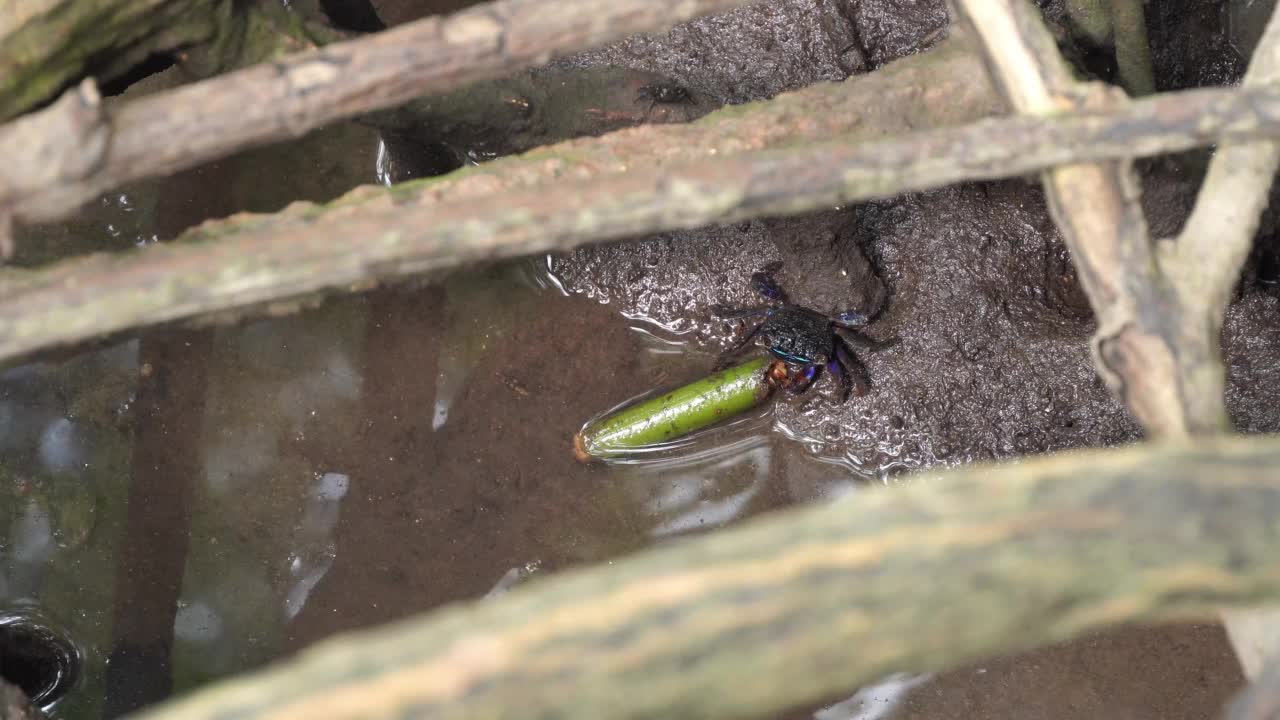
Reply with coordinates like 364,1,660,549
0,0,1267,717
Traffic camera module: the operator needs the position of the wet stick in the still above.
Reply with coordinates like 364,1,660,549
574,358,782,461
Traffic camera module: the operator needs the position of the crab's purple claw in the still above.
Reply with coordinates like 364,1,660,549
828,357,852,403
787,364,820,394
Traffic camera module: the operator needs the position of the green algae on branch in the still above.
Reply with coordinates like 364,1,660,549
574,358,783,462
0,0,229,121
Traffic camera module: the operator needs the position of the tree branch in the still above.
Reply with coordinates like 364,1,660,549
14,52,1280,364
0,0,760,256
125,436,1280,720
0,0,229,121
953,0,1226,438
1175,5,1280,320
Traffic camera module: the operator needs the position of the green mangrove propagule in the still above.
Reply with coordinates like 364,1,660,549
574,357,789,462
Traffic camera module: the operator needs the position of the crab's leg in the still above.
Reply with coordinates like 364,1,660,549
751,261,789,303
711,304,770,319
834,326,899,352
835,335,871,399
827,355,852,403
712,319,766,370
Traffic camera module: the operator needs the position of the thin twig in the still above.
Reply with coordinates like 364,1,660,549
0,0,759,255
125,436,1280,720
953,0,1223,437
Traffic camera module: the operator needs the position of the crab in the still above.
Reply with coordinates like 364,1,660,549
635,82,695,113
713,263,892,403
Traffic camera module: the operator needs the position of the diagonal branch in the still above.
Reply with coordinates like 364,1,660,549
127,436,1280,720
953,0,1223,438
0,0,229,122
1175,6,1280,320
14,56,1280,365
0,0,760,255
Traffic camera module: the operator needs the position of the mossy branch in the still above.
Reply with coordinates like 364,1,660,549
126,436,1280,720
0,0,229,122
14,46,1280,365
0,0,760,256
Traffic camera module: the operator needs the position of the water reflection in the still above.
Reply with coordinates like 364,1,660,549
282,472,350,621
814,673,931,720
642,444,771,538
483,560,542,600
0,258,872,717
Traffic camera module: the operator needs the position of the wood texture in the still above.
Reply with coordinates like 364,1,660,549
0,0,226,121
15,46,1280,365
0,0,760,238
951,0,1280,438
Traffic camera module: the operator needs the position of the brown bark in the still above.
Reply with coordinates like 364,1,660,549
1174,4,1280,371
13,49,1280,365
950,0,1276,438
0,0,759,255
0,0,229,121
123,435,1280,720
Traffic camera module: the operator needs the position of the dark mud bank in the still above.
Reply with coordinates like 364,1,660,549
527,0,1280,474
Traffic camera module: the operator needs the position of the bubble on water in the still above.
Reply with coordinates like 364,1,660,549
312,472,349,502
174,600,224,644
432,398,449,430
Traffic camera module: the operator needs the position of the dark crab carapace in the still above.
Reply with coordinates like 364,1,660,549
713,264,891,403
